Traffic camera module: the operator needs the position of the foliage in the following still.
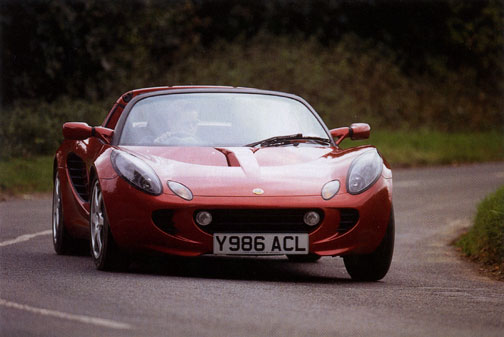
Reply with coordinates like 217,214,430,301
1,0,203,102
0,98,107,159
165,35,503,131
1,0,503,104
1,0,503,159
457,186,504,279
447,0,504,88
1,33,503,159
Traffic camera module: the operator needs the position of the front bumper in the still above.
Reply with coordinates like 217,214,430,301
100,176,392,257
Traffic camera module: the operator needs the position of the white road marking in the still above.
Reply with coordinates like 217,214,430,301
0,299,132,330
0,230,52,247
0,232,132,330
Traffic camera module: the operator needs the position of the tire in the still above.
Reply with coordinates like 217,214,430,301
343,208,395,281
287,254,321,263
90,179,129,271
52,173,77,254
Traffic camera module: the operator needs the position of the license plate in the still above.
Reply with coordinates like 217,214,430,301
213,233,309,255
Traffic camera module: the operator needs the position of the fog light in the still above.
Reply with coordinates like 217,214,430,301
304,211,320,226
195,211,212,226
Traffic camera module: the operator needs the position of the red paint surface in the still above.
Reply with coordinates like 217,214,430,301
55,87,393,258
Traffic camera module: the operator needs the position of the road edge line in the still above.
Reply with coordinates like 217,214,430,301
0,230,51,247
0,298,132,330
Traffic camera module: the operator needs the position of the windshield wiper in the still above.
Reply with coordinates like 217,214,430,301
245,134,331,147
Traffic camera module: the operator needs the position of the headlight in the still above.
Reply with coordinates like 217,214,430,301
321,180,340,200
347,150,383,194
111,150,162,195
167,181,193,201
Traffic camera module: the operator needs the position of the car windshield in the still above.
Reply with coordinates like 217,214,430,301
119,93,329,147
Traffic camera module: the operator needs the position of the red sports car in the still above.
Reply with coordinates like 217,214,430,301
53,86,394,280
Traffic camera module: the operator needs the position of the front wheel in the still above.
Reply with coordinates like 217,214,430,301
52,173,77,254
90,179,129,271
343,208,395,281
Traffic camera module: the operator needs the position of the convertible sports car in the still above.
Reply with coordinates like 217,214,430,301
53,86,394,281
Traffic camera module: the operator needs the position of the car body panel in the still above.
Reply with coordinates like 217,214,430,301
97,171,391,257
54,86,393,261
119,145,372,197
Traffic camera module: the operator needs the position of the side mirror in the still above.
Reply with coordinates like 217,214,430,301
62,122,113,144
349,123,370,140
63,122,92,140
330,123,370,145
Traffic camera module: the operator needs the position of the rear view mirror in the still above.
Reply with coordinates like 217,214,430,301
330,123,370,145
62,122,113,144
349,123,370,140
62,122,92,140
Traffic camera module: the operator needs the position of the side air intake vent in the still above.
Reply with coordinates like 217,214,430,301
152,210,177,235
67,153,89,201
337,209,359,233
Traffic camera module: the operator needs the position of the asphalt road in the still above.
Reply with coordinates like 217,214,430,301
1,162,504,337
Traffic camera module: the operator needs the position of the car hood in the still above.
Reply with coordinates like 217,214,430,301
120,145,373,197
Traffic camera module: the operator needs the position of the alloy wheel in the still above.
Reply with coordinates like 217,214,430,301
90,181,105,259
52,175,61,245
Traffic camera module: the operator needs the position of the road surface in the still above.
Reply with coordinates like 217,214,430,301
1,162,503,336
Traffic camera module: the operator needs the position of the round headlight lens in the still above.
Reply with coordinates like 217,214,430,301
195,211,212,226
111,150,162,195
347,150,383,194
304,211,321,226
167,181,193,201
321,180,340,200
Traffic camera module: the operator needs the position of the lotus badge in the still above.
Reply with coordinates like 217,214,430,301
252,188,264,195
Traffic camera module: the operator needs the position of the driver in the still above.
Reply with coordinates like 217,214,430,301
154,108,200,145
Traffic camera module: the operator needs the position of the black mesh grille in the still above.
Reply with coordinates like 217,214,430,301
195,209,323,234
67,153,89,201
338,209,359,233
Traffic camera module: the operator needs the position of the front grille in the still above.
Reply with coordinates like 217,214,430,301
195,209,323,234
67,153,89,201
337,209,359,233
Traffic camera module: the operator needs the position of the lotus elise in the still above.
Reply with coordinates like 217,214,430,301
52,86,394,281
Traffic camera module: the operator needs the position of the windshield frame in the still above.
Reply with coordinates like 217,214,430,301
111,87,335,147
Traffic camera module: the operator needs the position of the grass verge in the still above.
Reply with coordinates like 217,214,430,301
0,156,53,198
0,130,503,197
347,129,504,167
456,186,504,281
